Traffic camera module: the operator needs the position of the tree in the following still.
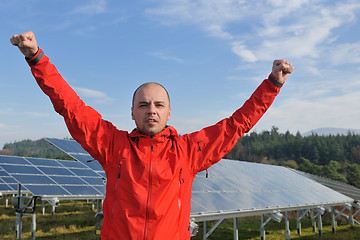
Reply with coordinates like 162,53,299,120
346,163,360,188
323,160,347,183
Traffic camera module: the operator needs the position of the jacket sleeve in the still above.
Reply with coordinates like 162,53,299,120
182,77,282,175
26,48,124,169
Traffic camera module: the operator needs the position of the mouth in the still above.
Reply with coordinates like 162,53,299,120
146,118,158,124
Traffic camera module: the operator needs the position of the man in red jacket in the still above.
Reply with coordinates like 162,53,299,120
11,31,293,240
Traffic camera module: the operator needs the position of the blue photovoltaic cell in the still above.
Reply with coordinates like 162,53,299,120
14,175,56,185
46,138,88,154
51,176,87,185
81,177,105,185
0,155,30,165
38,166,74,176
29,158,63,167
58,160,88,169
25,185,70,196
1,165,42,175
93,186,106,195
70,168,99,177
64,186,101,195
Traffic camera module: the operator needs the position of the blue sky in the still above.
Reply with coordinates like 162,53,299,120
1,0,360,148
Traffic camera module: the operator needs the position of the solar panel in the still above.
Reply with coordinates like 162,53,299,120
190,160,354,220
45,138,88,154
45,138,105,177
0,155,105,199
290,169,360,201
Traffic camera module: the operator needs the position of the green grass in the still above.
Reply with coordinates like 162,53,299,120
1,197,360,239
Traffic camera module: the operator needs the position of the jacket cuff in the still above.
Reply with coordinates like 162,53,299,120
26,48,44,66
268,73,283,88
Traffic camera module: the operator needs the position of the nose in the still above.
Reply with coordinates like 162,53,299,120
147,103,156,115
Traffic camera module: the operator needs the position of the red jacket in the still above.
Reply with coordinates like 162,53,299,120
27,49,282,239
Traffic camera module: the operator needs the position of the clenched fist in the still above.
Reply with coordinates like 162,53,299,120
272,60,294,84
10,31,38,59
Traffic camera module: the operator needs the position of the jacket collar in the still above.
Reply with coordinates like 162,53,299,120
129,125,178,142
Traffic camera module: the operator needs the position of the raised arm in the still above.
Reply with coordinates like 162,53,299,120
10,31,125,170
184,60,294,174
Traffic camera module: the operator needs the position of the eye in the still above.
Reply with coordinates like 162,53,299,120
139,103,148,108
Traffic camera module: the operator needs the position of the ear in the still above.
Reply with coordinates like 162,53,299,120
131,107,135,120
167,107,171,121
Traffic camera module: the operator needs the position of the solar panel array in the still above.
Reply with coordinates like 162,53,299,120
191,160,354,219
0,155,104,200
45,138,105,178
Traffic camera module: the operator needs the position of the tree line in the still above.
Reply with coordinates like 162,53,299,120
225,126,360,188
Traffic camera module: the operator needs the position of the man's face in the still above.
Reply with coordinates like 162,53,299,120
131,84,171,136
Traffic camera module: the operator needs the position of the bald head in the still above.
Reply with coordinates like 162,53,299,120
132,82,170,107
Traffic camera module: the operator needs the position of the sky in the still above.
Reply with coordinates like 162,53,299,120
1,0,360,149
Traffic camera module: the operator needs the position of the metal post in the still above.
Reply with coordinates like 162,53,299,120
331,207,336,233
260,214,265,240
203,221,207,240
31,213,36,240
233,218,238,240
15,212,22,240
52,204,56,216
5,194,9,207
318,212,323,237
349,206,354,227
311,209,316,232
285,212,290,240
42,201,46,215
297,210,301,235
97,199,101,212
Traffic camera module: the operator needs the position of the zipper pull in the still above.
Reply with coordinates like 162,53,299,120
117,163,122,178
179,168,185,184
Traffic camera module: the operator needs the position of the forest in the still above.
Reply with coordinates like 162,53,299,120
1,127,360,188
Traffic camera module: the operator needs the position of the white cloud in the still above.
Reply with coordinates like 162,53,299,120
72,86,114,103
0,123,5,129
70,0,107,15
231,42,257,62
146,0,360,65
148,50,184,63
257,90,360,134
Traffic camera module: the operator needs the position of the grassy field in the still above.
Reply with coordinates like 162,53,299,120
1,197,360,239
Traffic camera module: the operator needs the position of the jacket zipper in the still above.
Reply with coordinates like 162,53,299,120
111,163,122,216
144,137,154,240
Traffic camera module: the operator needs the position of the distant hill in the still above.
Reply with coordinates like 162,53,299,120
302,127,360,136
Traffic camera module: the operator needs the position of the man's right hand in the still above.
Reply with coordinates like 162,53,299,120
10,31,38,59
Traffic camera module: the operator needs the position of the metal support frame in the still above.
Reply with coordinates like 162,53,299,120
203,218,224,240
311,207,325,236
260,211,283,240
41,198,59,215
12,184,38,240
297,209,310,235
